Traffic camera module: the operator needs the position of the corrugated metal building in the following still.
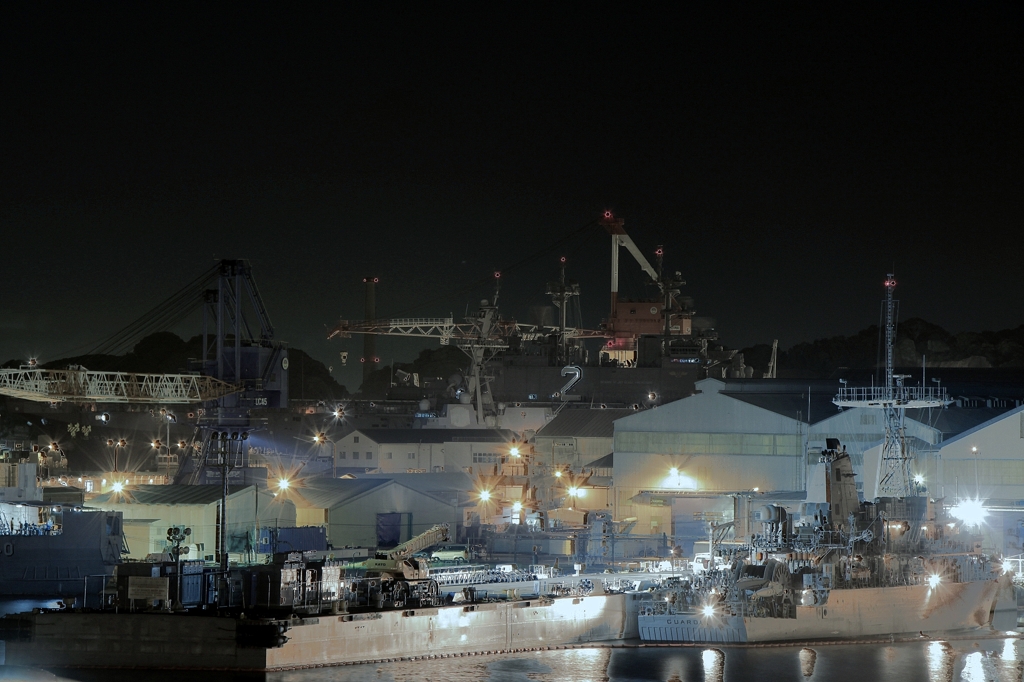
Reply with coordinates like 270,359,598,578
611,377,1016,551
92,485,295,560
289,478,462,548
533,408,633,470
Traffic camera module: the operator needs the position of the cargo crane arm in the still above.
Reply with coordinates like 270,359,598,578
327,318,605,346
600,211,660,292
0,368,240,404
377,523,450,560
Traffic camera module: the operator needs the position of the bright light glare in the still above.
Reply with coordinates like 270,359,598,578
701,604,715,617
512,501,523,513
554,471,562,478
567,487,578,496
669,467,679,476
914,474,925,484
111,481,124,493
278,478,290,490
510,447,520,457
1003,559,1015,574
950,498,988,527
577,488,586,498
928,574,941,589
479,490,491,502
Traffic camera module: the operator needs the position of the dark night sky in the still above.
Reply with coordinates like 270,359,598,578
2,5,1021,391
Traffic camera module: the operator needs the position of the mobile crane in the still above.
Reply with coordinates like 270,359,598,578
358,523,451,609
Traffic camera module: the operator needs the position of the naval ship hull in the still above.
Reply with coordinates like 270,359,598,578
0,511,122,598
638,577,1017,643
2,593,639,671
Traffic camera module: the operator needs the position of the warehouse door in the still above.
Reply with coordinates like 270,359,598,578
376,513,402,548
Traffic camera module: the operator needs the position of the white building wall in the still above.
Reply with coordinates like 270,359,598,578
936,406,1024,502
612,379,805,534
334,432,380,467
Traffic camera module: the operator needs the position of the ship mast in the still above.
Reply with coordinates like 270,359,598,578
833,274,949,497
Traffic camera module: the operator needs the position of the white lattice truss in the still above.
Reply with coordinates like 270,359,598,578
0,369,240,404
329,317,607,346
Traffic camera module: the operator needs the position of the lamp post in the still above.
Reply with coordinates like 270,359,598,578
152,439,165,480
314,431,336,477
107,438,127,489
972,446,979,498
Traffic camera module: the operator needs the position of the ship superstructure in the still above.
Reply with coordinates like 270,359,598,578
636,439,1016,643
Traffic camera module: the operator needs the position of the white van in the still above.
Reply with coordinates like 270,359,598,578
431,544,469,563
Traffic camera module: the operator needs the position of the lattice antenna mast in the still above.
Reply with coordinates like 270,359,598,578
884,274,896,400
834,274,949,497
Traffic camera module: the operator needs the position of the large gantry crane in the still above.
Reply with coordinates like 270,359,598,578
0,259,288,574
328,278,606,424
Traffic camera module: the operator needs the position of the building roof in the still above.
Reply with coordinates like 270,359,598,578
289,478,392,508
92,485,253,506
931,403,1024,449
352,428,516,444
714,380,1016,433
357,471,473,493
906,406,1017,441
584,452,614,469
710,379,844,425
535,409,634,439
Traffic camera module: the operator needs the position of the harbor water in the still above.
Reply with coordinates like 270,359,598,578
26,637,1024,682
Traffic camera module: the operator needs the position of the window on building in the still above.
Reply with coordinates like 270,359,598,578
408,452,415,459
860,414,876,425
353,453,359,460
340,451,347,459
472,453,497,463
386,453,393,459
366,452,373,459
354,436,360,443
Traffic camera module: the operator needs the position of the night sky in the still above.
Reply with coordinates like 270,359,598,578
2,5,1021,391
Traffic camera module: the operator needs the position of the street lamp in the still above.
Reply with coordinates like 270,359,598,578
152,439,165,478
972,446,979,497
313,431,337,477
107,438,128,490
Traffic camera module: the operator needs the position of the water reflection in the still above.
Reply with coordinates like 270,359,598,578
799,648,817,678
46,636,1024,682
928,640,956,682
701,648,725,682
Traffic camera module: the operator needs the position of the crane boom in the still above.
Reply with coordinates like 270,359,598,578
378,523,450,560
0,368,240,404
